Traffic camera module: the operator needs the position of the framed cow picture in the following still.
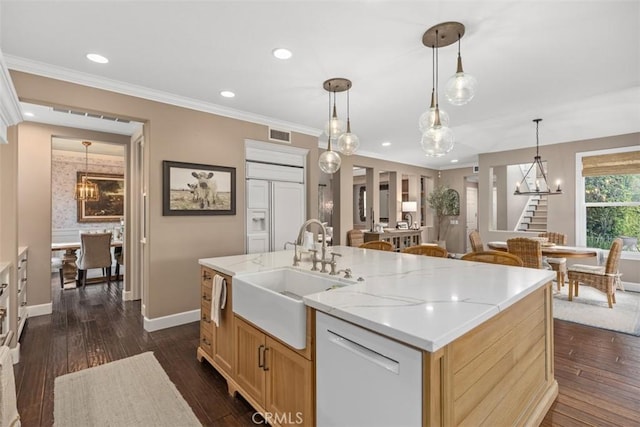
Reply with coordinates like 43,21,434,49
162,160,236,216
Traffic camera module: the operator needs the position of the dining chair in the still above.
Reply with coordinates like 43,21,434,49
359,240,394,251
506,238,543,269
347,229,364,247
538,231,568,290
461,250,524,267
568,238,623,308
468,230,484,252
401,245,448,258
76,232,112,287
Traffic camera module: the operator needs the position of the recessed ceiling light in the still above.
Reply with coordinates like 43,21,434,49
451,159,459,163
86,53,109,64
220,90,235,98
381,141,391,147
23,112,34,117
272,48,292,60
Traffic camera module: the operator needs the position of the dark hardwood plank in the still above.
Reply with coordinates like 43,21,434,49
14,276,640,426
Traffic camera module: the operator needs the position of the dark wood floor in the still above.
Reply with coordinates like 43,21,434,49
14,278,640,426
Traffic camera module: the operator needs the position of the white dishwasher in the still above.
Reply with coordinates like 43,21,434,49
316,312,422,427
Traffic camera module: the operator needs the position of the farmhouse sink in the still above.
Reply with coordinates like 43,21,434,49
233,268,352,349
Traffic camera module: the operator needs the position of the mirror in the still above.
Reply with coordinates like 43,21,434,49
355,183,389,223
490,163,548,231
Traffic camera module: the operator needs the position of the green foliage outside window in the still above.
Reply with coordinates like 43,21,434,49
585,175,640,250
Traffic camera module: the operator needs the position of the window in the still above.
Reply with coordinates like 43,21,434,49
576,148,640,255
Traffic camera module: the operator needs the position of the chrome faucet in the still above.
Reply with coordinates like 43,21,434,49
296,219,330,271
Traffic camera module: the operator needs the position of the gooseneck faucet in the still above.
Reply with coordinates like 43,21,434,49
296,219,330,270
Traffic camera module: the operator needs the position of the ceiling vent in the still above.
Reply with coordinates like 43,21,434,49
52,107,131,123
268,127,291,144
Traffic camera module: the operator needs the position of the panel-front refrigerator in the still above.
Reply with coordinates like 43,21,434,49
246,179,305,253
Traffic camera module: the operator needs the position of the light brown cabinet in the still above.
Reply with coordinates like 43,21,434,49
234,316,314,426
197,267,234,378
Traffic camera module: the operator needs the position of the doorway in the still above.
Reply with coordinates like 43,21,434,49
21,102,145,308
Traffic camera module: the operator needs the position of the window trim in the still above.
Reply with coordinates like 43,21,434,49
576,145,640,261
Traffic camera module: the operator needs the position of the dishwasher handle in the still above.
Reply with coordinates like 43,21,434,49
326,329,400,374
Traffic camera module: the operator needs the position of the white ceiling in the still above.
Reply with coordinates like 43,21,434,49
2,1,639,170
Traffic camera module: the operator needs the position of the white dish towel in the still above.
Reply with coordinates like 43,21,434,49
211,275,227,327
0,345,20,427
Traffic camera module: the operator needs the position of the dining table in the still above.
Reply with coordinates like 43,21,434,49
487,241,599,259
52,240,123,286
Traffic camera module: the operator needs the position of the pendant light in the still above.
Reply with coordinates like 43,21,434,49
319,79,347,174
445,31,477,106
514,119,562,196
418,48,450,132
337,87,360,155
420,23,457,157
74,141,100,201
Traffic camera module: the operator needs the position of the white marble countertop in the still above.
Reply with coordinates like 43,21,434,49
199,245,555,352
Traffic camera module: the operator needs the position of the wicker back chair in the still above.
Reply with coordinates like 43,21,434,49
347,229,364,247
538,231,568,290
468,230,484,252
506,238,542,269
359,240,394,251
461,250,524,267
402,245,448,258
538,232,567,245
568,238,623,308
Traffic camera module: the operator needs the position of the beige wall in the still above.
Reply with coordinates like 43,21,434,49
11,71,320,319
331,153,436,245
478,132,640,283
17,123,130,305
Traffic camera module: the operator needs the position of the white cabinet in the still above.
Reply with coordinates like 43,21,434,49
17,247,28,339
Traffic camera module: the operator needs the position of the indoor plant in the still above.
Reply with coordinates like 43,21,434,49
426,184,460,245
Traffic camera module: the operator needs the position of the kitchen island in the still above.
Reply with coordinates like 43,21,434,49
199,245,557,426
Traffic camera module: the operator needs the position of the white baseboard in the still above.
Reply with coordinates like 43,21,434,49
10,343,20,364
27,302,53,317
143,309,200,332
122,290,134,301
623,281,640,293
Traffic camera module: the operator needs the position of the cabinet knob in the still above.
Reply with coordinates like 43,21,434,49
202,294,211,302
201,337,210,345
21,302,27,307
258,344,265,368
201,315,211,323
263,347,270,371
202,272,212,281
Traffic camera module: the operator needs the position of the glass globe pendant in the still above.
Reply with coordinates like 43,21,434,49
445,34,477,106
337,88,359,155
418,88,450,132
420,106,454,157
319,143,342,174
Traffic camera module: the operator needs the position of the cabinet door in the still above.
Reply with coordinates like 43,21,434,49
213,273,234,376
247,179,269,209
265,336,314,426
235,317,266,405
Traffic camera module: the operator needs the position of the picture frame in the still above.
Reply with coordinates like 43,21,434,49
163,160,236,216
77,172,125,222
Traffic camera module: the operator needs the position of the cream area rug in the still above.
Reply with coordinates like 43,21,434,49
553,285,640,336
54,352,201,427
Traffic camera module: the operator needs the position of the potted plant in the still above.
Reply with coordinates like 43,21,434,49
426,185,460,247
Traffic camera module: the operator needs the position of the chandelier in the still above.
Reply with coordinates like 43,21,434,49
419,22,463,157
514,119,562,196
74,141,99,201
319,78,359,174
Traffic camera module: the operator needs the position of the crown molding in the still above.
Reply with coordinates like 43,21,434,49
0,52,23,143
5,55,323,138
